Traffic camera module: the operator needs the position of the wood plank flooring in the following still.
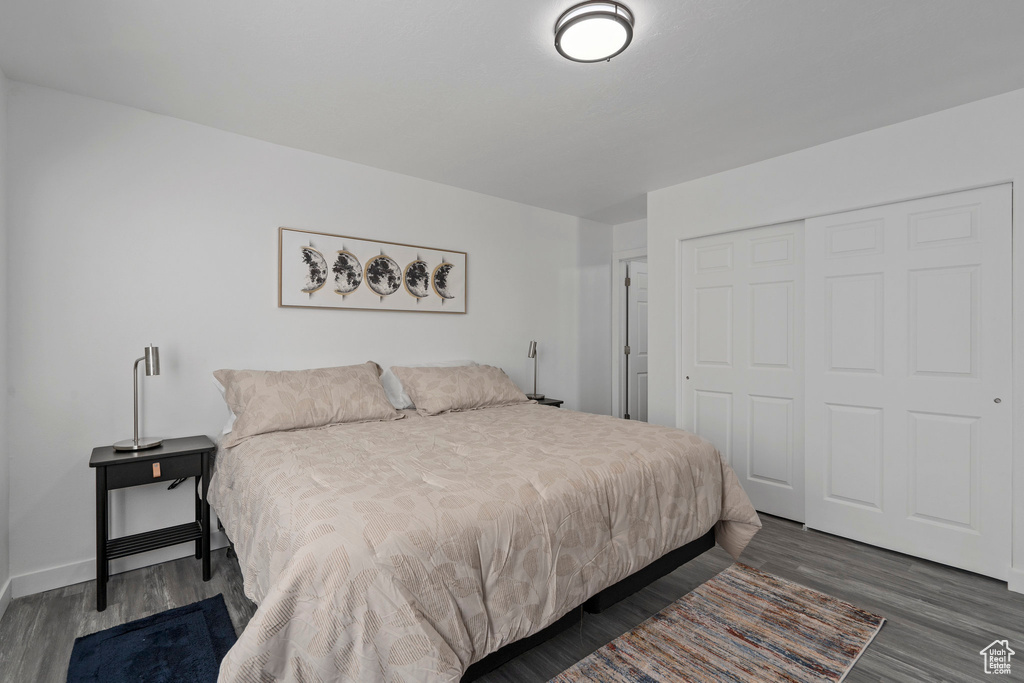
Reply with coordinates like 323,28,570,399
1,515,1021,682
0,549,256,683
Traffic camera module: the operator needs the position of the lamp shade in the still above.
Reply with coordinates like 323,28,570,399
528,340,538,359
555,2,634,63
144,345,160,376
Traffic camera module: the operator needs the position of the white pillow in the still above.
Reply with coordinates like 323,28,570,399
380,360,479,409
213,376,237,435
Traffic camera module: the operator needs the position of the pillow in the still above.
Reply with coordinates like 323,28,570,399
380,359,479,409
213,362,402,447
391,364,529,416
212,376,236,435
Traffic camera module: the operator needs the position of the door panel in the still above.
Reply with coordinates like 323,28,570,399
825,403,883,510
750,282,792,368
680,222,805,521
826,274,884,373
694,390,732,462
695,286,732,365
908,266,976,376
748,395,793,486
805,183,1011,579
907,411,977,528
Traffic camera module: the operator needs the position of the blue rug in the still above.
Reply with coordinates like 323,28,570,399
67,594,237,683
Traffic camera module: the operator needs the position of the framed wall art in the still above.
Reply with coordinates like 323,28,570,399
278,227,467,313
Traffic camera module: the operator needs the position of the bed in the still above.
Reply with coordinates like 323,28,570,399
209,396,760,682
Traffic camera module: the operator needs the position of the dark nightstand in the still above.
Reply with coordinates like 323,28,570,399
89,435,216,611
535,397,564,408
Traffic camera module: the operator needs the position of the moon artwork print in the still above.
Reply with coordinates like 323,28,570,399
364,255,402,296
279,228,467,313
332,251,362,294
300,247,328,293
405,261,430,298
433,262,456,299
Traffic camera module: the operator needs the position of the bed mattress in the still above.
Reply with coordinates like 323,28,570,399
210,403,760,682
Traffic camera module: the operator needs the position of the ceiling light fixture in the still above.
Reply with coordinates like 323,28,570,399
554,1,634,63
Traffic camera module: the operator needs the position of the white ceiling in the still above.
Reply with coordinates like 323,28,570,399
2,1,1024,224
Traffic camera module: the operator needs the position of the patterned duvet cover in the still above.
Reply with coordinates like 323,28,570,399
210,404,760,682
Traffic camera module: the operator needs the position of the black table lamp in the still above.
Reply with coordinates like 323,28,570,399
114,345,164,451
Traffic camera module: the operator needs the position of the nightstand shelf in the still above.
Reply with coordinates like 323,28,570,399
90,435,216,611
106,521,203,560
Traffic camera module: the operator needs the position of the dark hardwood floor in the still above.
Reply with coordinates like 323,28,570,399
0,550,256,683
1,515,1021,682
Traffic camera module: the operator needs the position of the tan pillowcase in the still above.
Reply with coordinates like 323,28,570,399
214,362,401,447
391,364,530,416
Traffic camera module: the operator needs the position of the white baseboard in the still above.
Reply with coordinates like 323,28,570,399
12,557,95,599
0,577,12,622
11,531,229,599
1008,566,1024,594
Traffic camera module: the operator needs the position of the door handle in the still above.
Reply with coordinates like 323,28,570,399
994,398,1002,403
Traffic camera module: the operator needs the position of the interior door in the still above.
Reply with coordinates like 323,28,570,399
680,222,804,521
627,260,649,422
804,184,1012,579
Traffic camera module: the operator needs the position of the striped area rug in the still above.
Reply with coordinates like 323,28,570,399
551,563,885,683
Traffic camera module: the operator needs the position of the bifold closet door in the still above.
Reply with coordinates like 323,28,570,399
805,184,1012,579
680,222,804,521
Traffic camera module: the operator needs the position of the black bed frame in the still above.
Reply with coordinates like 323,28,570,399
221,522,715,681
460,528,716,681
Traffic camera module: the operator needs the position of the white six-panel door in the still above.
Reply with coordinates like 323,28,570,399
627,260,649,422
804,184,1012,579
679,222,805,521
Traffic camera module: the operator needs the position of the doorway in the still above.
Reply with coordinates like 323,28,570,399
612,250,648,421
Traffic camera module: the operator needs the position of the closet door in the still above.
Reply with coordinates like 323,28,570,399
805,184,1012,579
680,222,804,521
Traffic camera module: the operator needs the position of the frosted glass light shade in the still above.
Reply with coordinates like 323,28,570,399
555,2,634,63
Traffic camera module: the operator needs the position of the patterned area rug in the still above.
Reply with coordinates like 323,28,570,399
551,563,884,683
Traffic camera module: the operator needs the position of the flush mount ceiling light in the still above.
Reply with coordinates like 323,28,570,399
555,1,635,63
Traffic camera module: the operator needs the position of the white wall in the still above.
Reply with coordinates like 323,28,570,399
576,227,613,416
5,82,613,596
648,87,1024,590
612,218,647,253
0,67,10,616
